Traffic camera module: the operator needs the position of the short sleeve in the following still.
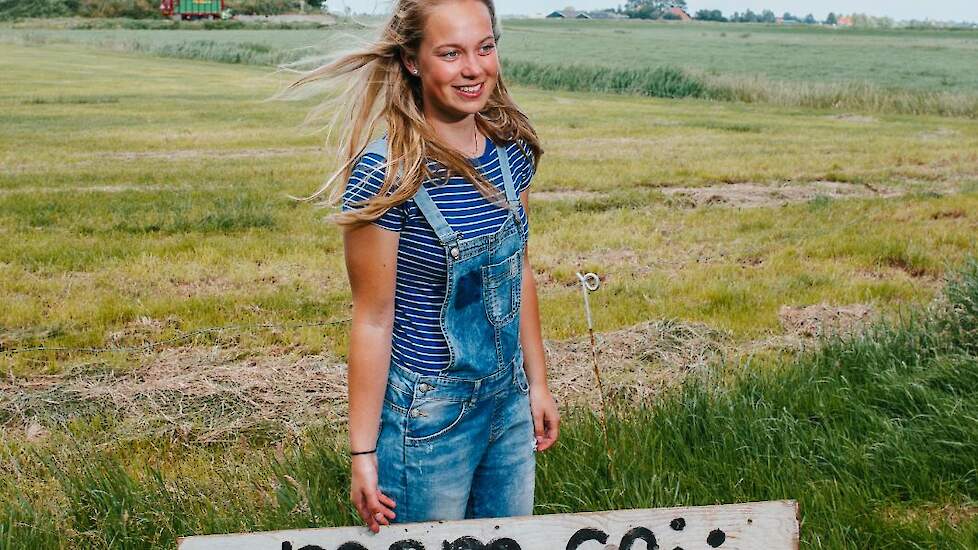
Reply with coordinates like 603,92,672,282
342,152,405,232
511,139,536,195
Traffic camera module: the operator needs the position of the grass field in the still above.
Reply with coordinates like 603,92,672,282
1,21,977,549
3,19,978,116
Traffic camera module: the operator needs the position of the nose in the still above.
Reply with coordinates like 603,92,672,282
460,51,484,80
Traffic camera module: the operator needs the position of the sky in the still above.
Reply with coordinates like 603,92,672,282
339,1,978,22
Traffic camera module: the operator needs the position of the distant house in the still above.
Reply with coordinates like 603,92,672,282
546,8,624,20
667,6,692,21
836,15,853,26
547,9,587,18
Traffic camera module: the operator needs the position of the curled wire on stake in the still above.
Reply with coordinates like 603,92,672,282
576,271,615,479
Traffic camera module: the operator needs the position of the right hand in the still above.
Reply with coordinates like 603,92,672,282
350,453,396,533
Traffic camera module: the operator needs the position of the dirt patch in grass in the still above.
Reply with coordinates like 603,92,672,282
0,183,238,195
532,190,608,202
883,257,930,278
918,127,959,141
106,315,181,346
778,302,874,338
827,113,878,124
170,275,238,298
661,180,901,208
95,146,320,161
881,503,978,529
930,208,967,220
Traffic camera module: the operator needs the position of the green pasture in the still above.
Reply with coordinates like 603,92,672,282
0,32,977,549
2,43,977,376
5,20,978,93
4,253,978,548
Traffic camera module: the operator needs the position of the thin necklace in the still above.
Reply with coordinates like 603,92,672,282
467,124,480,157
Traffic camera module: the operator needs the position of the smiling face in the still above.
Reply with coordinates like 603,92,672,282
406,0,499,124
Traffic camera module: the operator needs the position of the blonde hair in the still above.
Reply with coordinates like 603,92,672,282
287,0,543,226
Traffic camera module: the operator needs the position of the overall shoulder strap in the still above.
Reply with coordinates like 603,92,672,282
496,142,519,208
363,136,458,246
414,186,458,246
361,137,388,159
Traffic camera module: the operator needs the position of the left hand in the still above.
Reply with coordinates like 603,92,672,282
529,384,559,452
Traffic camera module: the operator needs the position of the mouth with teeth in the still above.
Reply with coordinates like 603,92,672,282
453,82,484,99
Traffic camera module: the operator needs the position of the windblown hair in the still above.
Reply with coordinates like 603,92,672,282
287,0,543,226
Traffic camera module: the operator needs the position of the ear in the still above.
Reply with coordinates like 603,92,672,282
401,52,419,76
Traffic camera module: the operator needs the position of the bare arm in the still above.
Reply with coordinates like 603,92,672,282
518,189,560,451
343,222,399,531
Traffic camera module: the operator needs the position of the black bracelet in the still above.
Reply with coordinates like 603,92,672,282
350,449,376,456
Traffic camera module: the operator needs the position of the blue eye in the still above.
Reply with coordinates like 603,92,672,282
442,51,459,59
480,43,495,54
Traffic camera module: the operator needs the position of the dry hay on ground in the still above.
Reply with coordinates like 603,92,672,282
778,302,874,339
661,180,901,208
0,305,879,442
545,319,730,408
3,319,732,442
1,346,348,443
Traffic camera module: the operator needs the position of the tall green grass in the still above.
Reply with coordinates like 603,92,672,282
504,60,978,118
3,258,976,548
505,61,707,99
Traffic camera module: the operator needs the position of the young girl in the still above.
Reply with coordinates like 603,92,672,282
291,0,558,532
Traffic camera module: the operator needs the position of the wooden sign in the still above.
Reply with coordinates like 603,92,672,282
178,500,798,550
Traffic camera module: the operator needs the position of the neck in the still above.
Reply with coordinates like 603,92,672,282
423,107,481,157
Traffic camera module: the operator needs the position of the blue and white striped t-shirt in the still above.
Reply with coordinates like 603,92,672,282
342,136,535,374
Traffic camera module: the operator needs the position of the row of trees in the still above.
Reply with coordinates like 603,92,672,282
696,9,829,24
621,1,832,23
0,0,326,19
0,0,160,19
621,2,920,27
621,0,684,20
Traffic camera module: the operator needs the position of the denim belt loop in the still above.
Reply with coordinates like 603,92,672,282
468,379,482,407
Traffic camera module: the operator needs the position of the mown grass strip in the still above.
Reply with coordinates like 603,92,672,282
3,258,976,548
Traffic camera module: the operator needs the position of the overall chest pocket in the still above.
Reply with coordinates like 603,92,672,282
481,249,523,328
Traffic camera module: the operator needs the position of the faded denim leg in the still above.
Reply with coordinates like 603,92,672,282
399,397,493,522
379,363,496,523
466,377,535,518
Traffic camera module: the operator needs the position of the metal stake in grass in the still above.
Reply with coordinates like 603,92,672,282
576,271,615,479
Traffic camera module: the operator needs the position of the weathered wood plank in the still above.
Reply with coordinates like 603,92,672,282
178,499,799,550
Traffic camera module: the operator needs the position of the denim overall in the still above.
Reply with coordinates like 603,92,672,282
362,138,535,522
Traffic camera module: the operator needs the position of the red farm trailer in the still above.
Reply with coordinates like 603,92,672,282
160,0,225,20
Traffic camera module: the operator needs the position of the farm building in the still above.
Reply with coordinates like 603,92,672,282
546,9,590,19
836,16,854,26
545,8,625,19
667,6,692,21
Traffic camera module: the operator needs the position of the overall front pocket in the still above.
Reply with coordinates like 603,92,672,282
481,250,523,327
404,398,469,445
